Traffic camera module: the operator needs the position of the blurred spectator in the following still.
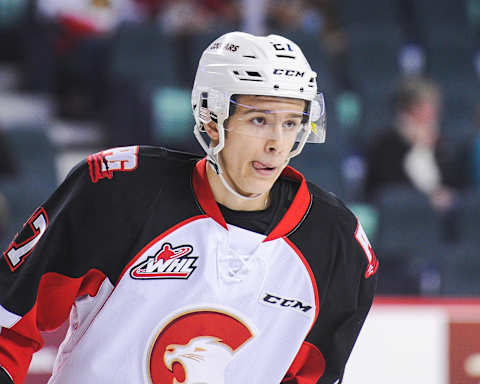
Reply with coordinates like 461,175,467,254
266,0,325,35
265,0,352,89
159,0,238,34
364,77,459,211
132,0,168,20
159,0,213,34
134,0,238,23
37,0,142,35
33,0,144,118
158,0,238,87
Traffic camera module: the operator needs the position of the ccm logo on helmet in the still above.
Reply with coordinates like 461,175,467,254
273,69,305,77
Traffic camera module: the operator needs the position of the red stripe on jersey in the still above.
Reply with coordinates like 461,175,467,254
281,341,326,383
193,158,311,238
283,237,319,326
117,215,208,284
0,269,106,384
192,158,228,229
265,166,311,242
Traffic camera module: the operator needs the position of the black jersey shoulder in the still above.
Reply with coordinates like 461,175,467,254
81,145,204,269
137,146,203,170
0,147,205,316
74,146,203,201
42,147,204,284
63,146,201,182
58,146,200,201
305,180,357,232
100,146,202,182
287,180,365,288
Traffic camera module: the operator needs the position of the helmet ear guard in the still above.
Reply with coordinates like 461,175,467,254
195,89,227,123
193,89,228,160
198,92,212,124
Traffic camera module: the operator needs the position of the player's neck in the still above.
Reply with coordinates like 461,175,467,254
206,163,270,211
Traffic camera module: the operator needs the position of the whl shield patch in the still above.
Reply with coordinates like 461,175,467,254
130,242,198,280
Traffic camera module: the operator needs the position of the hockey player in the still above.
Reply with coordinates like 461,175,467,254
0,32,378,383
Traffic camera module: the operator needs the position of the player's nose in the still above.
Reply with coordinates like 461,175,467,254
265,126,285,153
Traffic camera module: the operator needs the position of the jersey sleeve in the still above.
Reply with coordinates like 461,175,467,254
0,161,108,384
284,218,378,384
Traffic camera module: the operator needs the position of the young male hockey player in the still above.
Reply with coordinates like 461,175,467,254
0,32,378,383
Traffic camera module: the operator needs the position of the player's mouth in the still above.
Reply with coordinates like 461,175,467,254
252,161,277,176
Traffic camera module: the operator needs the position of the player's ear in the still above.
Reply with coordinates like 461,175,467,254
204,120,220,144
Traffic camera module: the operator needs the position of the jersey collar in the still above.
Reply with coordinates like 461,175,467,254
192,158,311,241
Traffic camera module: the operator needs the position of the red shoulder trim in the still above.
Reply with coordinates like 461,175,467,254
192,159,311,238
283,237,319,326
265,166,311,242
192,158,228,229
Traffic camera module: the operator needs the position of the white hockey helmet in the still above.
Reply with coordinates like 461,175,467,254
191,31,326,198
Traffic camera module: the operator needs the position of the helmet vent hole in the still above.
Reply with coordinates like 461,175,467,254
233,69,265,82
276,54,295,59
274,84,280,90
243,55,257,59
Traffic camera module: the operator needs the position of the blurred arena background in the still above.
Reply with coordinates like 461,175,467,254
0,0,479,382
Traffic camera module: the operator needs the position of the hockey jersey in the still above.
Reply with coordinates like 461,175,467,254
0,146,378,384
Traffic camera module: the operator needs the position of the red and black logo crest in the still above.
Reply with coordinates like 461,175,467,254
130,242,198,280
146,308,255,383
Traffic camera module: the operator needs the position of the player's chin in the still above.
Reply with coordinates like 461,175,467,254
245,177,276,196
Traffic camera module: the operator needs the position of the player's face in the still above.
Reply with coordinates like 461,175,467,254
219,95,305,196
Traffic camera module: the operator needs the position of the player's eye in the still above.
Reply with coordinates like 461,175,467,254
250,116,267,126
283,120,300,130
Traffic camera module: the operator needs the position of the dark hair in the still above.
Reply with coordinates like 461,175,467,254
393,77,441,113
